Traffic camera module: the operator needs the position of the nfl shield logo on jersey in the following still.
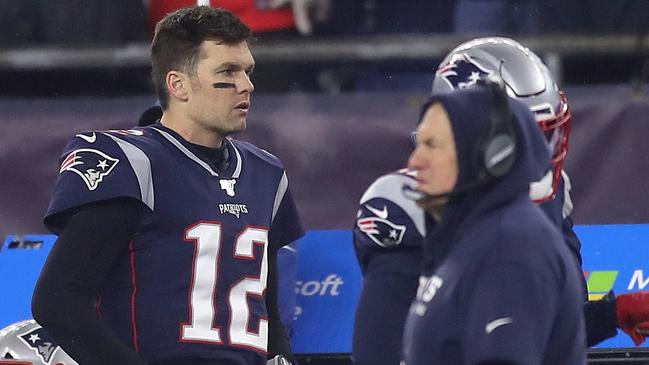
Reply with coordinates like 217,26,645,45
219,179,237,197
59,148,119,191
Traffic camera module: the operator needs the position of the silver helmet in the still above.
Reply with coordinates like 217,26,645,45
0,320,77,365
432,37,571,202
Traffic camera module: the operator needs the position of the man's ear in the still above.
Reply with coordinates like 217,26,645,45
166,71,189,102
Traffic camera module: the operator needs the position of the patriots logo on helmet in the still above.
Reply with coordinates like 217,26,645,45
59,148,119,191
357,205,406,248
437,53,492,90
17,326,62,363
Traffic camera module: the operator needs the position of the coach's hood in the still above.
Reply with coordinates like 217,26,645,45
420,87,551,270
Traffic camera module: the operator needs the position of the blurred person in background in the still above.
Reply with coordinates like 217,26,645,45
351,36,649,365
148,0,330,36
31,6,302,365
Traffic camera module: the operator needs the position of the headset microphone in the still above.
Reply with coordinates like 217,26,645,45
212,82,236,89
402,184,427,202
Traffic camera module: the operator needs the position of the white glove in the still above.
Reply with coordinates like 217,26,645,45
268,0,331,35
267,355,293,365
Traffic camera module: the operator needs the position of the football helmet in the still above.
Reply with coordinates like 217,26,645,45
0,320,77,365
432,37,571,202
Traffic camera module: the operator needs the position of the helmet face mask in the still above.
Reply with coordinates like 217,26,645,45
432,37,572,202
530,90,571,202
0,320,77,365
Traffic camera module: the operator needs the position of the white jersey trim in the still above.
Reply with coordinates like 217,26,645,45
561,170,573,218
360,172,426,237
229,139,243,179
529,170,553,201
271,171,288,224
151,127,243,178
103,133,155,210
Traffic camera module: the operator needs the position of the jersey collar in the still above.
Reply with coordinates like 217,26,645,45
150,125,242,178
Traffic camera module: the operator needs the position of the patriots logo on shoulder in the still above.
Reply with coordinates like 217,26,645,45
437,53,492,90
18,326,62,363
59,148,119,191
357,204,406,248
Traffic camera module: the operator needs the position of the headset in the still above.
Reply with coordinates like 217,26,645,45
476,78,517,179
403,77,517,203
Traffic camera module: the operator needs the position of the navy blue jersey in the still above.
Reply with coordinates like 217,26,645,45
352,170,426,365
539,171,587,299
45,125,304,364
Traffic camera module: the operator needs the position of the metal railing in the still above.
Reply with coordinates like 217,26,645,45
2,33,649,71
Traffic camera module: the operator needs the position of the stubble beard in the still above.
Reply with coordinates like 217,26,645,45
220,119,246,136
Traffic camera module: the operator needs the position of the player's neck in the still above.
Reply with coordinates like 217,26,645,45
160,111,225,149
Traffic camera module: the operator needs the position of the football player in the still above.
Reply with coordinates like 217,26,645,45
31,6,302,365
352,169,425,365
137,103,300,338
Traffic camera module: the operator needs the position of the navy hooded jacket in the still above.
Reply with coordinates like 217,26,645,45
401,87,586,365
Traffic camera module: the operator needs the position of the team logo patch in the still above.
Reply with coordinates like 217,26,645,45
219,179,237,197
18,326,62,363
219,203,248,218
59,148,119,191
357,204,406,248
437,53,492,90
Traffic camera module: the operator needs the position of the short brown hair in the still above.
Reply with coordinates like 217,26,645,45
151,6,252,109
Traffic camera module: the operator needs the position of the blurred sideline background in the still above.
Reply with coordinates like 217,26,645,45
3,1,649,363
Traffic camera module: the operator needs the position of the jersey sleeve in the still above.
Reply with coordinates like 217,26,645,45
268,171,304,249
353,172,426,272
539,171,587,299
352,171,424,364
44,131,151,234
352,255,420,365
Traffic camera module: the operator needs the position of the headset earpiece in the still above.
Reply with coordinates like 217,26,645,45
477,80,517,178
403,81,518,204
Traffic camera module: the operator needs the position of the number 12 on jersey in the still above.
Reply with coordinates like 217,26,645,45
181,222,269,352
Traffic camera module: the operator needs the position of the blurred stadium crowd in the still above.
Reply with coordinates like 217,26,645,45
2,0,649,96
3,0,649,45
